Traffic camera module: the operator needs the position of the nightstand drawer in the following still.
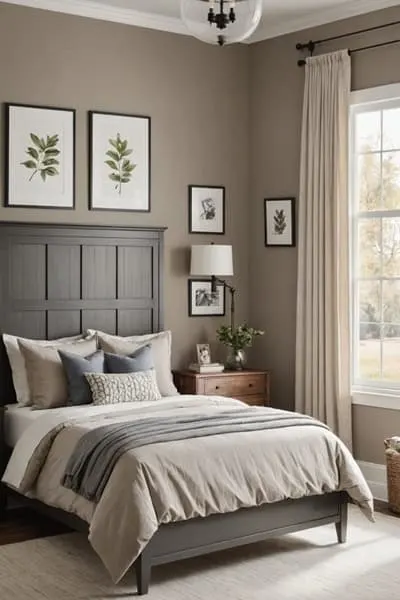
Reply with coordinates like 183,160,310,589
204,374,265,397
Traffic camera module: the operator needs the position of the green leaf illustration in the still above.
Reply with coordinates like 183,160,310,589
21,133,60,182
105,133,136,195
273,209,287,235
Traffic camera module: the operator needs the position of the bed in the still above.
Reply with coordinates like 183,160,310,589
0,222,372,596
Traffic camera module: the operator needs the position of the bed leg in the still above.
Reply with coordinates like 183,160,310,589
0,484,7,519
135,550,152,595
335,498,348,544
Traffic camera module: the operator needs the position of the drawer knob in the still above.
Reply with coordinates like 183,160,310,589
215,385,220,390
249,383,253,388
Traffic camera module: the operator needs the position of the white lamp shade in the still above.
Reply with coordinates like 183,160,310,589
190,245,233,277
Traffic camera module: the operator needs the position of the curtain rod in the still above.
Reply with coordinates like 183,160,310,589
296,19,400,52
297,38,400,67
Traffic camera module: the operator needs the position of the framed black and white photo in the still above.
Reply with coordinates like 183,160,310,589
196,343,211,365
188,279,225,317
264,198,295,247
5,103,75,209
189,185,225,234
89,111,150,212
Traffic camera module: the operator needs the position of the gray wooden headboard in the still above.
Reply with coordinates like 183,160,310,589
0,222,166,405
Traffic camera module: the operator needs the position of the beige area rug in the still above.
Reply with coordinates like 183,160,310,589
1,507,400,600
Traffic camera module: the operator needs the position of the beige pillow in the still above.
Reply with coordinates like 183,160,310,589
85,370,161,405
88,330,178,397
3,333,87,406
18,337,97,409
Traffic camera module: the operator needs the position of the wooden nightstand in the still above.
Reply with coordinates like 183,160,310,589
173,369,270,407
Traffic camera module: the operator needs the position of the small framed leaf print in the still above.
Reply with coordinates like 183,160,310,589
264,198,295,247
89,111,150,212
5,103,75,208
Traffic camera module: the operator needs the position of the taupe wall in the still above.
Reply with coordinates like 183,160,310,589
249,5,400,465
0,2,250,368
2,1,399,465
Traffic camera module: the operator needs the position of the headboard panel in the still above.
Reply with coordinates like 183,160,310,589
0,222,166,405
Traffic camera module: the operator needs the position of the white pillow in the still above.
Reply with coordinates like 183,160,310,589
88,330,178,397
3,333,92,406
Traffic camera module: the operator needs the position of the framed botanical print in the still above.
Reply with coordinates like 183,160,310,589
5,103,75,209
189,185,225,234
89,111,150,212
188,279,225,317
264,197,295,247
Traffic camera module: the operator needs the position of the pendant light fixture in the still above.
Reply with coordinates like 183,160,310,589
180,0,262,46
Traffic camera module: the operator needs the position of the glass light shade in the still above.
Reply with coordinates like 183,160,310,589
180,0,262,46
190,245,234,276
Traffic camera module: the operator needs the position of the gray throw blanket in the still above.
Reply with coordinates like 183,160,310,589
61,408,327,503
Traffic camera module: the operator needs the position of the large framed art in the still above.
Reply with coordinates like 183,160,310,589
89,111,151,212
5,103,75,209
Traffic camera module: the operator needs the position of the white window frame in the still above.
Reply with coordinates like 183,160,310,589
350,83,400,410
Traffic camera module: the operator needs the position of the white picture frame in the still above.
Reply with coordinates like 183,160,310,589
90,111,150,212
6,103,75,209
196,343,212,365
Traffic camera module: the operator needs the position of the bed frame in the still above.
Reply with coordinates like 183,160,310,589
0,222,349,595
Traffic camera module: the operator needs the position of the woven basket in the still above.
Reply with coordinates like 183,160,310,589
385,438,400,514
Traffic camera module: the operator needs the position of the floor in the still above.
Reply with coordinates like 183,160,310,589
0,507,71,545
0,500,396,547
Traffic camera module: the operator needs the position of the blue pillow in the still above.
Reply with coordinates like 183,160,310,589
104,344,154,374
59,349,104,406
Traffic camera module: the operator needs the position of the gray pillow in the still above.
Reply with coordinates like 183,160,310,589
59,349,105,406
104,344,154,374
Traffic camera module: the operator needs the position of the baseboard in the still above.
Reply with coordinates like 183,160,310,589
357,460,387,502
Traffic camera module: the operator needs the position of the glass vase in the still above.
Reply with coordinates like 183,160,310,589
226,348,247,371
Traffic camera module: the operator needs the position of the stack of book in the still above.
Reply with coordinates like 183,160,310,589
188,362,225,374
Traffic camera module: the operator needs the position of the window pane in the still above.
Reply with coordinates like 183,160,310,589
382,326,400,381
357,154,381,211
382,218,400,277
382,152,400,210
356,111,381,153
383,280,400,323
383,108,400,151
358,334,381,380
358,219,381,276
359,280,381,323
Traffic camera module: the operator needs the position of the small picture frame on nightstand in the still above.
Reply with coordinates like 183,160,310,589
196,343,211,365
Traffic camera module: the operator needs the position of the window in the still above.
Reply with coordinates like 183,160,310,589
351,84,400,393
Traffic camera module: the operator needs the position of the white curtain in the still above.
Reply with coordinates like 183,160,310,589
295,50,352,448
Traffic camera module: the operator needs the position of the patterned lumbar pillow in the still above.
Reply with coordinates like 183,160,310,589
85,370,161,405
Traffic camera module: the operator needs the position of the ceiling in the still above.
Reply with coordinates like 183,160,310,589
4,0,400,42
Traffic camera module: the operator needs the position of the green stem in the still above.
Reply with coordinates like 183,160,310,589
29,169,38,182
118,157,123,195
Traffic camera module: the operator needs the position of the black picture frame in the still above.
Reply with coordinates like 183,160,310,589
89,110,151,213
5,102,76,209
189,185,225,234
188,279,226,317
264,197,296,247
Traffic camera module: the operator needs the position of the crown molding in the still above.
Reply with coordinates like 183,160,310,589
248,0,400,44
1,0,188,36
3,0,400,44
